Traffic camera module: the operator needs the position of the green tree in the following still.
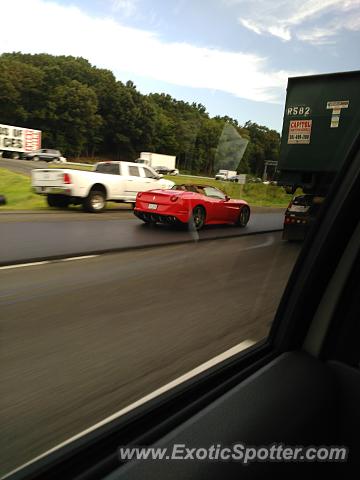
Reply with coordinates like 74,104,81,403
0,52,280,169
51,80,102,156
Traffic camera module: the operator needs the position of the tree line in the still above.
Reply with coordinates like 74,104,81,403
0,52,280,176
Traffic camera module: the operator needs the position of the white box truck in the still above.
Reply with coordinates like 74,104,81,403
136,152,179,175
0,123,41,159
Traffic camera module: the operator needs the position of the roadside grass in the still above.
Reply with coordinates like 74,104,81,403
0,168,47,210
165,174,293,207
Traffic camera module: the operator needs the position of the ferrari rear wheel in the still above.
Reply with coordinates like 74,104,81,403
236,206,250,227
190,206,206,230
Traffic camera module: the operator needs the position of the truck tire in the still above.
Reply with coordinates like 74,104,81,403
47,194,70,208
83,190,106,213
12,152,20,160
33,156,40,162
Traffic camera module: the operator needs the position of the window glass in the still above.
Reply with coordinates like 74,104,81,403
1,3,358,477
203,186,226,199
129,166,140,176
95,163,119,174
143,167,157,178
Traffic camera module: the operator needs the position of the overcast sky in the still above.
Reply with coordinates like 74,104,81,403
1,0,359,130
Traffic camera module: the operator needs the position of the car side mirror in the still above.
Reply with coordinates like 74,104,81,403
225,195,230,201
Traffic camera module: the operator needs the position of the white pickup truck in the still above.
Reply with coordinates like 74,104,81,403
31,161,175,212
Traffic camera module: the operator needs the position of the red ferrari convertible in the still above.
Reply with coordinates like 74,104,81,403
134,184,250,230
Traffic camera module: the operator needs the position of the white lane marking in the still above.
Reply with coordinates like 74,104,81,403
60,255,98,262
0,261,49,270
2,339,256,478
0,255,98,270
0,233,275,271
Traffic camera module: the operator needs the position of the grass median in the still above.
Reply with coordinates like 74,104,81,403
0,167,292,210
0,168,47,210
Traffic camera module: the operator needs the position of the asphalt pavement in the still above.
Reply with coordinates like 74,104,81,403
0,213,284,265
0,158,49,176
0,232,301,476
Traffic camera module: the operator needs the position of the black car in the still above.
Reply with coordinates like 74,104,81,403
153,165,178,175
229,175,247,183
228,175,240,182
283,193,325,241
24,149,65,162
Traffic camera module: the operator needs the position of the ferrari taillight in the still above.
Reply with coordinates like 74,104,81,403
170,195,178,202
137,192,142,198
63,173,71,184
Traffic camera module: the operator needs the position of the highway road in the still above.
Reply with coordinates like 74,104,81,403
0,212,284,265
0,232,301,476
0,157,50,176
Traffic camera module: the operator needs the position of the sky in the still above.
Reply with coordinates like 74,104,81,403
1,0,359,131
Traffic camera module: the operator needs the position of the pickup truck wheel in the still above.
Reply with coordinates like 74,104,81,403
83,190,106,213
47,194,57,207
33,156,40,162
236,205,250,227
47,194,70,208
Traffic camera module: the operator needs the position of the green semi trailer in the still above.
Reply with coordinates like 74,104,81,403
277,70,360,240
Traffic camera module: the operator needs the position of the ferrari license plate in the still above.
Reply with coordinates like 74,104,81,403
148,203,158,210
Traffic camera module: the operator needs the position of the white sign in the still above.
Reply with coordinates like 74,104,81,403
326,101,349,109
0,123,41,153
287,120,312,144
326,100,349,128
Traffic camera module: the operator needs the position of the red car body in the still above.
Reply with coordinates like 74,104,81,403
133,185,250,229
